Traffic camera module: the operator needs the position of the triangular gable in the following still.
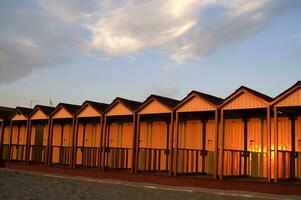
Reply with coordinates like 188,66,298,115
77,104,101,118
139,99,171,114
274,86,301,107
177,94,216,112
11,113,27,121
221,90,268,110
52,107,73,119
106,101,133,116
30,109,48,120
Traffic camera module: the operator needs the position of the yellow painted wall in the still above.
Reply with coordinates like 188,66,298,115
276,88,301,107
30,110,48,120
106,103,132,116
77,105,100,118
177,96,215,112
139,100,170,114
223,92,267,110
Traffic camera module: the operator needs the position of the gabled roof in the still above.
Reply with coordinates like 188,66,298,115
0,106,15,120
219,86,272,109
14,107,34,118
137,94,180,112
175,90,223,110
104,97,142,114
30,105,56,117
271,81,301,105
51,103,81,117
77,100,109,115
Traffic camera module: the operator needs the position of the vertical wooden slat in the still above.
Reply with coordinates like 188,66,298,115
219,109,224,179
267,107,271,182
243,118,248,176
290,115,296,179
26,119,32,164
8,120,13,161
46,118,52,166
274,107,278,182
0,121,4,159
98,117,103,170
131,114,137,173
168,112,174,176
135,114,140,173
101,116,107,170
214,110,219,179
70,117,76,168
73,118,79,168
174,112,179,176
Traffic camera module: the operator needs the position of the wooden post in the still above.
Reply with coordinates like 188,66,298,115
73,118,79,168
8,120,13,161
168,112,174,176
267,107,271,182
25,119,32,164
135,114,140,173
0,121,4,159
131,114,137,173
46,118,51,166
243,118,248,176
101,116,107,170
274,107,278,182
70,117,76,168
174,112,179,176
47,118,54,166
219,110,224,179
214,110,219,179
98,117,103,170
290,115,296,179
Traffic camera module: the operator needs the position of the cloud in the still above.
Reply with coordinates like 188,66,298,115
87,0,300,63
0,0,300,84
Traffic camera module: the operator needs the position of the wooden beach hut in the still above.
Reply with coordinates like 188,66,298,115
48,103,80,166
173,91,223,177
135,95,179,174
271,81,301,181
0,107,15,160
74,101,108,168
102,98,141,171
8,107,33,162
27,105,55,164
218,86,272,180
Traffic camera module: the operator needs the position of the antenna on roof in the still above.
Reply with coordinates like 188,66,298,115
49,98,53,106
30,100,38,108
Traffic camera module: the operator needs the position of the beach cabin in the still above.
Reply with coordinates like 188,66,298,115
102,98,141,171
8,107,33,162
27,105,55,164
48,103,80,166
74,101,108,168
271,81,301,181
0,107,15,160
219,87,272,180
173,91,222,177
135,95,179,174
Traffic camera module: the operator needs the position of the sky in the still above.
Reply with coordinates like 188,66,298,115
0,0,301,108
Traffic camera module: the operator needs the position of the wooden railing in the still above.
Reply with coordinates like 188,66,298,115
176,148,214,175
29,145,47,164
0,144,9,160
51,146,72,166
10,144,26,161
105,147,132,169
138,148,169,172
75,147,99,168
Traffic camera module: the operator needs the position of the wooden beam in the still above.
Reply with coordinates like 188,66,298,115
98,117,103,171
267,107,271,182
135,114,141,173
214,110,219,179
73,118,79,168
219,109,224,179
131,114,137,173
8,120,13,161
47,118,54,166
174,112,179,176
70,117,76,168
0,121,4,159
46,118,51,166
168,112,174,176
101,116,107,170
25,119,31,164
274,107,278,182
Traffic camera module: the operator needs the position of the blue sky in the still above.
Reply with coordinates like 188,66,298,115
0,0,301,108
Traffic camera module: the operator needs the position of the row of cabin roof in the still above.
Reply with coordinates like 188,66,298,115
0,81,300,121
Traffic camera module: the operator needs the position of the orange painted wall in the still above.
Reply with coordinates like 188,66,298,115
138,121,169,171
106,122,133,168
76,122,101,166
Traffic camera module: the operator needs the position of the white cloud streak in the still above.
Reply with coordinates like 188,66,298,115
0,0,300,84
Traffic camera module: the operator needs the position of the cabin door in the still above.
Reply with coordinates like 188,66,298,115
33,125,44,162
